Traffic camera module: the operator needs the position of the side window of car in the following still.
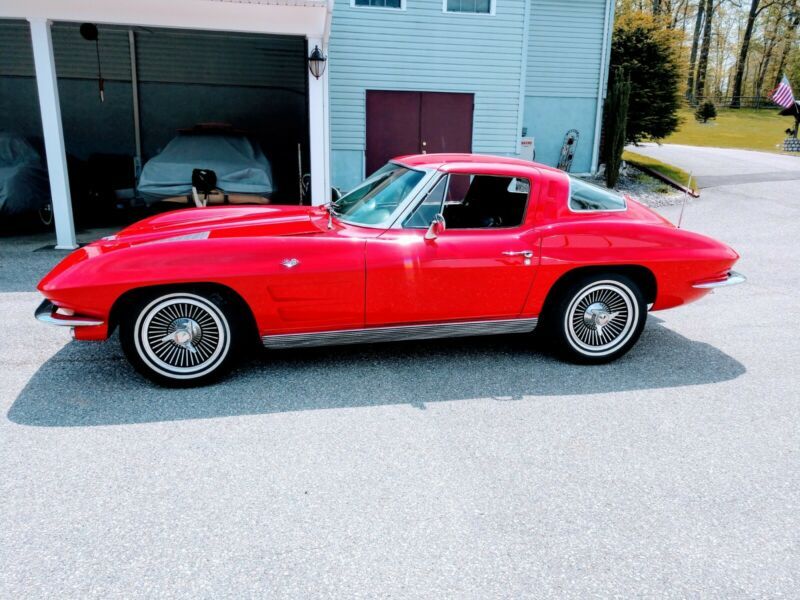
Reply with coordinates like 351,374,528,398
404,176,448,228
569,176,626,211
441,173,529,229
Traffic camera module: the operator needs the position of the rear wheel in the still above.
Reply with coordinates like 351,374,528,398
37,203,53,227
543,273,646,364
120,291,242,386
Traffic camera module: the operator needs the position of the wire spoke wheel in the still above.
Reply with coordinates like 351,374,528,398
133,293,231,380
564,280,639,357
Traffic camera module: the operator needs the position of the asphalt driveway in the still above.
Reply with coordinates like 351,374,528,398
1,146,798,597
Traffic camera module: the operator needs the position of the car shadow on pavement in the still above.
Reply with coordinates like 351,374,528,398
9,317,745,427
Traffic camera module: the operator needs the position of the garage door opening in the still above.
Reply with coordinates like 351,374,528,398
0,20,313,236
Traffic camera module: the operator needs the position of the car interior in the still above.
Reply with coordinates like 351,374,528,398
405,173,529,229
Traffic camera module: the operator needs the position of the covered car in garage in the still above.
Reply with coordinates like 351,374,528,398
0,132,50,218
137,128,275,204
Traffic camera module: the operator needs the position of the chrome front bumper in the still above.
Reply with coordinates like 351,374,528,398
692,271,747,289
35,299,104,327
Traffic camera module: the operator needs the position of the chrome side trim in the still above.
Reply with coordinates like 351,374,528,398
692,271,746,289
35,299,104,327
262,317,539,349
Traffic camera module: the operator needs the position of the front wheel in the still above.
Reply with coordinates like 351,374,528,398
120,291,242,386
543,274,647,364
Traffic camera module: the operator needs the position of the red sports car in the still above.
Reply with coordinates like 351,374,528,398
36,154,744,386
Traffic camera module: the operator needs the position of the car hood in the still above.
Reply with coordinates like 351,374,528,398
107,205,326,244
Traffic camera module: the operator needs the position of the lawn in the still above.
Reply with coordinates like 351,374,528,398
622,150,694,190
662,107,794,153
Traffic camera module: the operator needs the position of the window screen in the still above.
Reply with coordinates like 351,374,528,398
354,0,402,7
446,0,491,13
569,177,627,211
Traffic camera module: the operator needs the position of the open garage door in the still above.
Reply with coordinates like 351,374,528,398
1,22,310,201
0,18,318,244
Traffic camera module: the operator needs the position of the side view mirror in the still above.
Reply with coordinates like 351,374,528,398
425,213,446,240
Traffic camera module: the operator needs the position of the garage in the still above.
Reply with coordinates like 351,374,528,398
0,0,332,249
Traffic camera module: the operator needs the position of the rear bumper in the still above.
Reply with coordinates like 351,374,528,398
34,299,104,327
692,270,746,289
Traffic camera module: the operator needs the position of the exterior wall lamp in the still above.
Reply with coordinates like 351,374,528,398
308,45,327,79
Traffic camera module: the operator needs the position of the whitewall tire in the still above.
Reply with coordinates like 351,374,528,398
121,291,242,386
545,273,647,364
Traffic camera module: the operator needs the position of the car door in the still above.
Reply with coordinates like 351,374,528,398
365,172,540,326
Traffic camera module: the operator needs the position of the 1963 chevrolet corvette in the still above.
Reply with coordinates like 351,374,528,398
36,154,744,386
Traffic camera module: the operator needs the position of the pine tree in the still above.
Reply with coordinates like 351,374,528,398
610,12,682,143
694,100,717,123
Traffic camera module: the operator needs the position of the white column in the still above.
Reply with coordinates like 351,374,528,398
28,17,77,249
307,37,331,206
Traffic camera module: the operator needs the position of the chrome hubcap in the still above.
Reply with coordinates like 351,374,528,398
135,295,229,376
566,282,637,355
583,302,617,329
162,317,203,353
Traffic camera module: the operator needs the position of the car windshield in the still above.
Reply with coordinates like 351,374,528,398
332,163,426,227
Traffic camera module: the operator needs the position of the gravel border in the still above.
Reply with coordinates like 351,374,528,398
583,164,690,208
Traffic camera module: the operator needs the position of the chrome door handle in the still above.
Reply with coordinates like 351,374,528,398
502,250,533,258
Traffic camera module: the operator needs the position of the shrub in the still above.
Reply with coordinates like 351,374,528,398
695,101,717,123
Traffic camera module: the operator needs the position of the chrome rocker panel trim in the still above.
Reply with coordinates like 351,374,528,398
692,270,746,289
35,299,104,327
262,317,539,350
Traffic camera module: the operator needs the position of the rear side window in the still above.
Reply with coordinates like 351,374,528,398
569,177,626,211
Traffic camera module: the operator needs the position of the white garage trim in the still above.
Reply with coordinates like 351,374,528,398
29,18,76,249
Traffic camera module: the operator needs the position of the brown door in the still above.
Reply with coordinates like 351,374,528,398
365,91,473,176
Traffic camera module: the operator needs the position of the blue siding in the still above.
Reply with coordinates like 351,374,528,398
329,0,528,188
526,0,607,98
523,0,609,173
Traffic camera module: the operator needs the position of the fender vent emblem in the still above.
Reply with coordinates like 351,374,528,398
282,258,300,269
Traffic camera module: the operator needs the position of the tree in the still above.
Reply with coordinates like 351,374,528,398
730,0,796,107
687,0,706,101
695,100,718,121
609,12,682,143
694,0,714,100
604,68,632,189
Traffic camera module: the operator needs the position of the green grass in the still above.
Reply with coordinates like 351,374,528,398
622,150,694,190
662,108,794,153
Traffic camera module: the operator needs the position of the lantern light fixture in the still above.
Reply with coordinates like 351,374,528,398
308,45,327,79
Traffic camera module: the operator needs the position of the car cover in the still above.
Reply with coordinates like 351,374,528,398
137,133,274,203
0,133,50,216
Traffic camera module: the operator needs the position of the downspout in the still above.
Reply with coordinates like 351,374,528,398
515,0,531,157
323,0,334,197
591,0,615,174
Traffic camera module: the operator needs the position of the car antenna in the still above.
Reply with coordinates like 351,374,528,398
678,171,692,229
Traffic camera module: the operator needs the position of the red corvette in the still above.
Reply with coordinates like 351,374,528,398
36,154,744,386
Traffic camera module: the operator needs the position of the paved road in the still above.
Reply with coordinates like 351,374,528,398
630,143,800,188
1,147,799,597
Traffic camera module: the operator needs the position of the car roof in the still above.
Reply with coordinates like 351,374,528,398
394,153,566,176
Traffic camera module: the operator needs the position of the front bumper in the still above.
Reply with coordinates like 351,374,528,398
692,270,746,289
34,299,104,327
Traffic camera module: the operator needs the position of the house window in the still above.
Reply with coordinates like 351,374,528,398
353,0,403,9
445,0,493,14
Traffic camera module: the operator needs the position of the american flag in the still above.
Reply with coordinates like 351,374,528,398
770,75,796,108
